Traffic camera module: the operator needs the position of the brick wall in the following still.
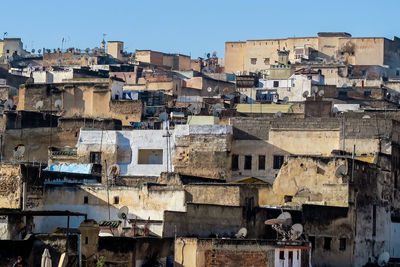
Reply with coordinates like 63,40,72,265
205,249,269,267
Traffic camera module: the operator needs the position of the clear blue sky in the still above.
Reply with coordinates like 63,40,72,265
1,0,398,58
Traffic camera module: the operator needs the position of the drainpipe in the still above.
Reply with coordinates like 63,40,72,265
22,182,27,211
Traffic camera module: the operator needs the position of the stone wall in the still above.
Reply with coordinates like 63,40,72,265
0,164,22,209
109,100,142,125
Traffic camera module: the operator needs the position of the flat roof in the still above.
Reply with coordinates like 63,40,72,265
0,209,87,217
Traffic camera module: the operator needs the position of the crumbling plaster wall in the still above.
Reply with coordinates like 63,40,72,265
0,164,21,209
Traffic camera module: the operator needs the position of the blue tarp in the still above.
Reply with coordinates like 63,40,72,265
44,163,93,174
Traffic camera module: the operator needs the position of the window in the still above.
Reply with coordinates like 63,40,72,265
338,91,348,99
273,81,279,87
264,58,270,65
6,49,9,54
339,238,346,251
309,236,315,251
90,152,101,164
84,196,88,204
244,155,252,170
364,91,371,97
396,70,400,76
372,205,377,237
279,251,285,260
324,237,331,250
114,196,119,204
258,155,266,170
273,155,284,169
138,149,163,164
250,58,257,65
85,236,89,244
231,154,239,171
115,94,119,100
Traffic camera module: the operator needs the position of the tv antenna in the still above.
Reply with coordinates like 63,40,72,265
265,212,293,240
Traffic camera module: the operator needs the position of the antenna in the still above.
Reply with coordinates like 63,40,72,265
265,212,293,240
283,96,289,103
377,252,390,266
214,86,220,94
35,100,44,111
311,86,318,94
335,165,347,178
235,227,248,239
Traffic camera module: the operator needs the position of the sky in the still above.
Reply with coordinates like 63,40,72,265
1,0,399,59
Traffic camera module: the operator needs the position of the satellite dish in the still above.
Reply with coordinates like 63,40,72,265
311,86,318,94
188,103,201,115
283,96,289,103
362,115,371,119
235,227,247,239
207,87,212,93
117,206,129,220
273,94,278,103
377,252,390,266
35,100,44,110
223,87,229,94
158,112,168,122
274,111,282,118
302,91,309,98
54,99,62,110
213,103,223,116
335,165,347,178
13,144,25,160
289,224,303,240
276,212,292,227
318,90,325,97
214,86,220,94
4,99,13,110
342,83,348,88
107,164,120,178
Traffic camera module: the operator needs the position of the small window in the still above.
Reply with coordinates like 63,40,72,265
6,49,9,54
115,94,119,100
264,58,270,65
339,238,346,251
273,81,279,87
85,236,89,244
114,196,119,204
244,155,252,170
258,155,266,170
84,196,88,204
273,155,284,169
362,70,367,76
338,91,348,98
324,237,331,250
250,58,257,65
396,70,400,76
231,154,239,171
90,152,102,164
364,91,371,97
138,149,163,164
279,251,285,260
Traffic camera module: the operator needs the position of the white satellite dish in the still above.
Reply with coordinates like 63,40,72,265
35,100,44,110
276,212,292,227
302,91,309,98
274,111,282,118
377,252,390,266
13,144,25,160
335,165,347,178
117,206,129,220
107,164,120,178
362,115,371,119
214,86,220,94
158,112,168,122
289,224,303,240
235,227,248,239
283,96,289,103
54,99,62,110
318,90,325,97
273,94,279,103
207,87,212,93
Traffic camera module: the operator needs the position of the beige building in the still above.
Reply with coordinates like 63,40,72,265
225,32,400,74
0,38,26,64
135,50,191,70
107,41,124,61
